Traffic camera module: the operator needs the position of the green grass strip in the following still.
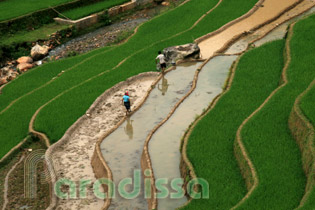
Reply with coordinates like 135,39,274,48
0,0,258,158
0,23,68,46
180,40,286,209
0,0,75,21
234,14,315,210
61,0,129,20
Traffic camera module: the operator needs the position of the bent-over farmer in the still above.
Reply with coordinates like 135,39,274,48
156,51,166,72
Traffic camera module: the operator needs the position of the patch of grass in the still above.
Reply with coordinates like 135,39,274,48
61,0,129,20
0,0,258,159
110,29,135,45
0,0,75,21
234,14,315,210
180,40,286,209
0,23,69,46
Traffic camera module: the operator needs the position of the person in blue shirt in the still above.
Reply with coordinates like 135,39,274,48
122,91,131,114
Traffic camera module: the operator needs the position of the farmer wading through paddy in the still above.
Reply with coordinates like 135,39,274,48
122,91,131,114
156,51,166,72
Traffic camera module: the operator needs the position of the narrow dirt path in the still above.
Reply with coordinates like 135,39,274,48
2,155,25,210
198,0,302,58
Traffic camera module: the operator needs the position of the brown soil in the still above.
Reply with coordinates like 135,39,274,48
4,140,50,210
199,0,302,58
0,156,21,209
250,0,315,46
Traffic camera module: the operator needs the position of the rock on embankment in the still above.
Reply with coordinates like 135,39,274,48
163,43,200,64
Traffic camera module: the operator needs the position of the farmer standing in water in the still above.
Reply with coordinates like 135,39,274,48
122,91,131,114
156,51,166,72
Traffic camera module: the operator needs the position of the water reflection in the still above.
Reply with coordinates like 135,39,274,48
124,117,134,140
158,76,169,96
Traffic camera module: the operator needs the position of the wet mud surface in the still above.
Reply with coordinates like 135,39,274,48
225,0,315,54
199,0,302,58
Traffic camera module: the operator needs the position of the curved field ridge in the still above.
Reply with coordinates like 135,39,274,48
289,79,315,209
180,40,286,209
233,14,315,209
232,22,294,209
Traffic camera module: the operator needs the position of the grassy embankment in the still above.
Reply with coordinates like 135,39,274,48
233,14,315,210
291,79,315,210
291,29,315,209
180,40,286,209
61,0,129,20
0,0,258,158
0,23,69,46
0,0,75,21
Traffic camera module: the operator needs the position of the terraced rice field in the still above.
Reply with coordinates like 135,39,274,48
0,0,74,21
1,0,315,209
0,0,258,158
61,0,129,20
181,40,286,209
182,9,315,210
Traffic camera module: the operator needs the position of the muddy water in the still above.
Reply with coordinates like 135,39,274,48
148,56,237,210
225,2,315,54
199,0,300,58
255,6,315,47
100,63,199,210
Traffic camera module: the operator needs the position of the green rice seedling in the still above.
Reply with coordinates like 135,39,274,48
0,0,75,21
180,40,286,209
234,14,315,210
61,0,129,20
